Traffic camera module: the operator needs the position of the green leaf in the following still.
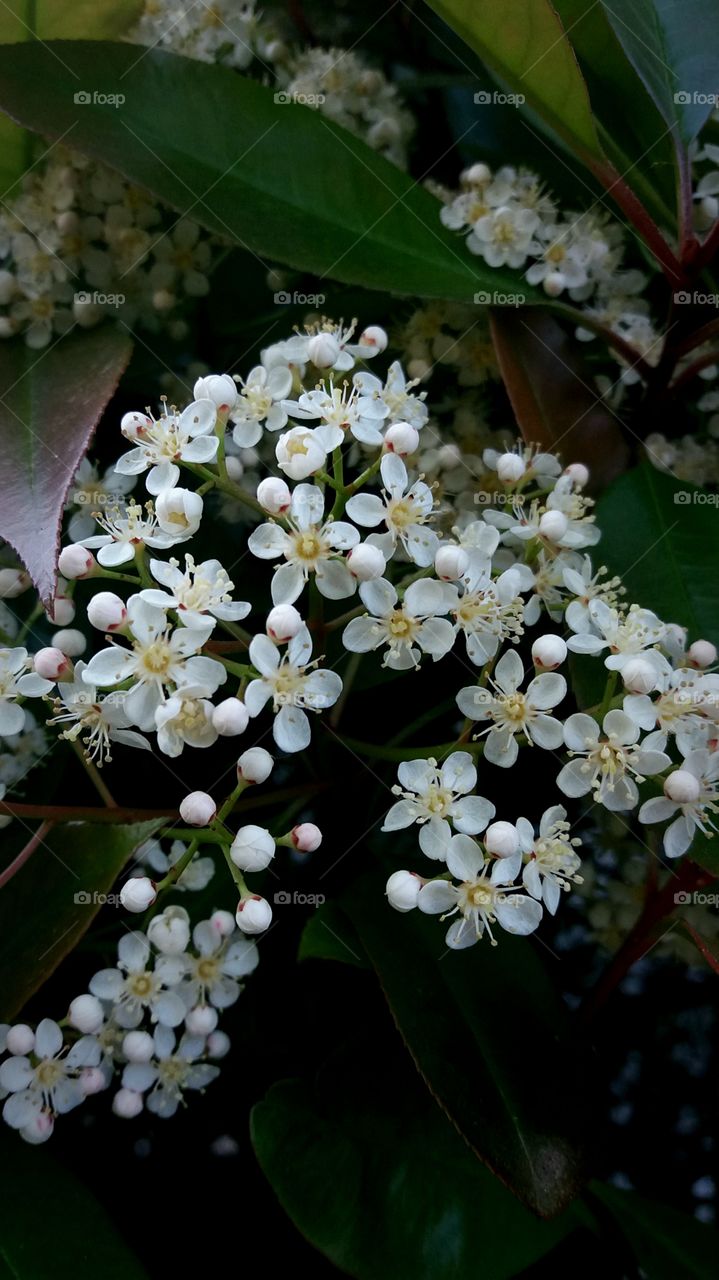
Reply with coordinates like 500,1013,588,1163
0,40,543,306
341,870,591,1217
0,326,133,603
252,1061,576,1279
0,818,162,1021
595,464,719,640
599,0,719,145
0,1128,150,1279
591,1181,719,1278
423,0,604,165
298,901,369,968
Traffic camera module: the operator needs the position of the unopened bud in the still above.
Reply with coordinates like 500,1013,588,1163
123,1031,155,1063
58,545,96,579
237,747,274,784
185,1005,219,1036
384,422,419,456
496,453,525,484
664,770,701,804
68,994,104,1034
230,825,275,872
538,510,568,542
179,791,216,827
434,544,469,581
267,603,303,642
33,647,71,681
113,1088,144,1118
120,876,157,913
235,895,273,934
212,698,249,736
87,591,127,632
688,640,717,669
52,628,86,657
531,634,567,670
291,822,322,852
347,543,385,581
621,657,660,694
386,869,422,912
307,333,340,369
0,568,30,598
484,821,519,858
257,476,291,514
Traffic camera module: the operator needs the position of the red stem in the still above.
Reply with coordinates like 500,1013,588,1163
0,821,53,889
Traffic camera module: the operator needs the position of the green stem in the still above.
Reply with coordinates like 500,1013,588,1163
155,837,200,892
70,738,117,807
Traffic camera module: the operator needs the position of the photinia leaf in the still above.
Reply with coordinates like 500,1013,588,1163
0,818,162,1021
298,901,369,968
591,1181,719,1278
0,326,133,603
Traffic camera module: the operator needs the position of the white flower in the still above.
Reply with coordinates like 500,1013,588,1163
283,378,388,447
557,710,670,811
567,600,669,676
345,453,438,567
115,398,218,494
468,205,540,269
79,499,182,567
452,565,527,666
354,361,428,429
0,1019,100,1133
231,365,293,447
140,554,251,628
343,578,456,670
120,1025,219,1118
139,839,215,892
249,483,359,605
517,806,582,914
67,457,136,540
275,425,328,480
48,662,149,764
155,694,217,756
82,597,225,731
638,749,719,857
456,648,566,767
562,556,624,634
89,932,187,1029
382,753,495,850
623,668,719,755
245,625,342,752
0,648,52,736
180,920,259,1008
417,835,543,947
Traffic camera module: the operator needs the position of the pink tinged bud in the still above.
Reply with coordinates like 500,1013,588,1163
485,821,519,858
179,790,217,827
688,640,717,669
22,1112,55,1143
210,909,235,938
46,596,75,627
212,697,249,736
386,869,422,912
33,647,71,681
664,770,701,804
236,895,273,934
58,544,96,579
291,822,322,852
0,568,30,598
347,543,385,581
207,1030,231,1059
113,1087,144,1119
307,333,340,369
230,824,275,872
384,422,419,456
51,628,86,657
358,324,388,354
185,1005,219,1036
238,746,274,784
257,476,291,514
121,411,152,440
564,462,589,488
123,1031,155,1063
538,510,568,542
434,544,469,581
496,452,526,484
120,876,157,913
79,1067,106,1096
193,373,238,412
531,634,567,670
266,603,303,643
87,591,128,632
68,994,104,1034
621,657,659,695
6,1024,34,1055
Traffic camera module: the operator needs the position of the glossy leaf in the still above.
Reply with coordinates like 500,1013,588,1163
0,40,543,305
0,326,132,603
298,901,369,968
0,818,162,1021
592,1181,719,1278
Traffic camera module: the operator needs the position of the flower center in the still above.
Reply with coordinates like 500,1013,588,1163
35,1059,64,1089
140,639,173,677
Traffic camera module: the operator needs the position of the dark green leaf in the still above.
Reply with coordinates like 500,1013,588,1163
298,901,369,968
591,1181,719,1278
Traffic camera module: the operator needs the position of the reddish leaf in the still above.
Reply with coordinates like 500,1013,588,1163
0,326,132,603
489,308,630,489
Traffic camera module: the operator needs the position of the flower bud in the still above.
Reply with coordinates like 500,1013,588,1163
307,333,340,369
52,628,86,657
121,411,152,440
47,596,75,627
33,647,71,681
68,994,104,1034
291,822,322,852
238,746,274,784
225,455,244,482
0,568,30,598
230,825,275,872
563,462,589,488
485,821,519,858
496,452,525,484
147,906,190,955
543,271,565,298
538,510,568,542
87,591,128,632
193,373,238,412
22,1112,55,1143
58,544,96,579
123,1031,155,1063
434,544,469,581
236,895,273,934
185,1005,218,1036
358,324,388,354
113,1087,144,1118
155,488,203,538
267,603,303,643
688,640,717,669
79,1067,106,1096
384,422,419,456
621,657,660,694
6,1024,34,1055
212,697,249,736
386,869,422,912
531,634,567,670
347,543,386,581
664,770,701,804
179,790,216,826
207,1030,231,1059
465,162,491,185
257,476,291,514
210,909,235,938
120,876,157,913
